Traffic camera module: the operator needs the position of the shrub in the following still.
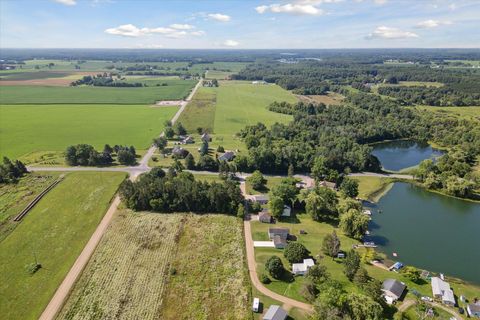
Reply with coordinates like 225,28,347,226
265,255,284,279
260,273,271,284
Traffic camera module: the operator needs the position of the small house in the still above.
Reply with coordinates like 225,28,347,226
467,302,480,318
259,211,272,223
382,279,406,304
252,194,269,205
431,277,455,306
281,205,291,217
172,146,189,159
182,136,194,144
390,262,404,271
292,258,315,275
319,180,336,189
201,133,211,142
273,235,287,249
252,298,260,312
263,305,287,320
218,151,235,162
268,227,289,240
337,251,346,259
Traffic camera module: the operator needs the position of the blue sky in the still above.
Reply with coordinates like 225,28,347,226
1,0,479,48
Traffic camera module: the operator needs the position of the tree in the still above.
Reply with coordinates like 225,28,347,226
361,248,376,264
200,141,209,156
117,149,136,165
103,144,113,154
306,264,329,285
321,231,341,258
217,145,225,153
401,266,422,283
0,157,28,184
164,126,175,139
184,153,195,170
312,280,347,320
247,170,266,190
344,250,360,281
237,203,245,219
340,177,359,198
288,163,295,177
265,255,284,279
270,178,299,209
301,279,319,302
346,293,383,320
174,121,187,136
268,195,284,219
196,155,218,171
353,268,370,287
312,156,328,182
305,187,338,221
153,136,168,150
284,242,309,263
339,209,369,240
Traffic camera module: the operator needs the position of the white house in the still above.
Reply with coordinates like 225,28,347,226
263,305,287,320
292,258,315,275
431,277,455,306
467,302,480,318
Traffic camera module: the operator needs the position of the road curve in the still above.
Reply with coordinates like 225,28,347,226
244,219,314,312
38,79,203,320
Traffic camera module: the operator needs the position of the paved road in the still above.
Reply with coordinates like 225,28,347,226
38,80,202,320
244,219,314,312
349,172,414,180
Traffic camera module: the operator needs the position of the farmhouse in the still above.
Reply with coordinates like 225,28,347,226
467,302,480,318
268,227,289,248
172,146,189,159
292,258,315,275
218,151,235,162
259,211,272,223
263,305,287,320
382,279,406,304
201,133,211,142
431,277,455,306
252,194,269,204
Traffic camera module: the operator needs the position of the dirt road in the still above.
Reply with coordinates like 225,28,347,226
243,219,314,313
38,79,202,320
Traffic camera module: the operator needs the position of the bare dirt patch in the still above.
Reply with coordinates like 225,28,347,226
0,72,94,86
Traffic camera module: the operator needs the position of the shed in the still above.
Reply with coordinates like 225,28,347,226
182,136,194,144
382,279,406,303
253,194,269,204
263,305,287,320
282,205,291,217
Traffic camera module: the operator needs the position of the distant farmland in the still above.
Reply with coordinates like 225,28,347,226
0,104,177,159
0,81,195,104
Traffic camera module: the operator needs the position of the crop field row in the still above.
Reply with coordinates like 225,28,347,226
58,213,251,320
0,172,125,320
58,211,184,320
177,86,217,133
0,81,195,104
0,104,177,159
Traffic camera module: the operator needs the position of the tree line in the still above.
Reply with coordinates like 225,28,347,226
65,144,137,166
0,157,28,184
71,74,144,87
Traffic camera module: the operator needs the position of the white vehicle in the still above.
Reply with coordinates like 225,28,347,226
252,297,260,312
421,296,433,302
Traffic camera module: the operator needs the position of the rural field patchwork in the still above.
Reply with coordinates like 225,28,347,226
0,105,177,159
0,171,125,320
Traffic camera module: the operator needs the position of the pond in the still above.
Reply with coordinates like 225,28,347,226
366,182,480,284
371,140,444,172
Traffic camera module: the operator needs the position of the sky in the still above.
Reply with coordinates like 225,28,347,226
0,0,479,49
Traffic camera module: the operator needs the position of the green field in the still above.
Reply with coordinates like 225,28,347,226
212,81,297,150
351,176,394,202
0,171,125,320
417,105,480,121
0,71,72,81
176,86,217,133
246,176,285,195
0,81,195,104
0,105,177,159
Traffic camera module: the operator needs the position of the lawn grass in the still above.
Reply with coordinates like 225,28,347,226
352,176,394,202
0,71,72,81
161,214,251,319
0,82,195,104
212,81,297,150
246,176,285,195
0,104,177,159
58,211,183,320
0,172,60,241
0,171,125,320
176,86,217,133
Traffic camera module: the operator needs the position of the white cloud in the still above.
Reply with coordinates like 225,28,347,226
190,30,206,36
207,13,231,22
255,3,324,15
105,24,201,38
53,0,76,5
223,39,239,47
449,3,457,10
136,43,164,49
169,24,195,30
367,26,419,39
374,0,387,4
294,0,342,3
415,19,453,29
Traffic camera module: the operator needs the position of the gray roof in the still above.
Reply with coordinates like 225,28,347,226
273,235,286,246
382,279,406,298
253,194,269,201
218,151,235,161
468,303,480,313
263,305,287,320
269,227,289,235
